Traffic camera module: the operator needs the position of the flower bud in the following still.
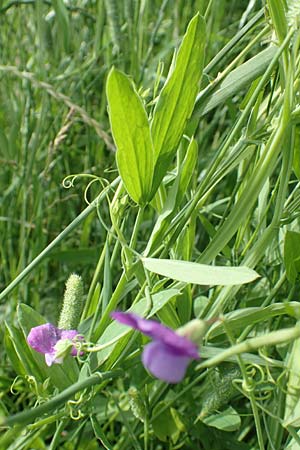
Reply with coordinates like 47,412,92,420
176,319,209,344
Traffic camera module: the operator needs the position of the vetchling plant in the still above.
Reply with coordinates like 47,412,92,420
2,2,300,449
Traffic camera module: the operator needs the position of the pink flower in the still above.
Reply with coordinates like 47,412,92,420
27,323,81,366
111,312,200,383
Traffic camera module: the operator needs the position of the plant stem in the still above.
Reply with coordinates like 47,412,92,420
2,369,123,427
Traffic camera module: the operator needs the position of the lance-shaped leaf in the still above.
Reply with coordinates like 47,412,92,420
142,258,260,286
150,13,206,196
106,68,154,204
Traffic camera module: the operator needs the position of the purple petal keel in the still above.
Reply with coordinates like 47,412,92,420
142,342,191,383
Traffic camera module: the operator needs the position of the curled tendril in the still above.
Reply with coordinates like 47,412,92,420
276,368,290,395
10,375,23,395
84,177,108,205
67,389,94,420
62,174,105,194
62,175,78,188
25,375,39,396
246,364,265,385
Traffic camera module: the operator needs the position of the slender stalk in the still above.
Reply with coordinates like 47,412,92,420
223,320,265,450
2,370,123,427
197,325,300,370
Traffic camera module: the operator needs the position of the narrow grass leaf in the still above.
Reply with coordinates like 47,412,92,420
176,137,198,205
142,258,259,285
284,336,300,427
51,0,70,52
284,231,300,283
197,46,277,116
267,0,288,44
106,68,154,204
150,13,206,195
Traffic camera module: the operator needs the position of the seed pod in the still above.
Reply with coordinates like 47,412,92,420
199,363,241,419
128,387,146,423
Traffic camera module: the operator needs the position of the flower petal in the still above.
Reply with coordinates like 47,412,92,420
142,341,191,383
111,311,199,358
45,352,63,366
27,323,62,354
60,330,83,356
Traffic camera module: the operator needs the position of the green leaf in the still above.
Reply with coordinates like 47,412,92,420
202,406,241,432
208,303,299,339
197,46,277,116
284,336,300,427
284,231,300,283
176,137,198,205
106,68,154,204
292,125,300,179
152,402,184,443
267,0,288,44
150,13,206,195
17,304,79,390
142,258,260,285
51,0,70,52
4,323,44,380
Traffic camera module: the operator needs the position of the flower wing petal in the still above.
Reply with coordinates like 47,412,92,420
142,341,191,383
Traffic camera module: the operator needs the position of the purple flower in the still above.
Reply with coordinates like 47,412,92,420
27,323,81,366
111,312,200,383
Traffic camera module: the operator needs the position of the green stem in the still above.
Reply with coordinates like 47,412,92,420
2,370,123,427
129,207,144,250
92,271,128,341
223,320,265,450
197,325,300,370
83,238,108,320
286,426,300,447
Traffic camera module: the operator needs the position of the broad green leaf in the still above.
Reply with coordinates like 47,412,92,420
18,304,79,390
202,406,241,432
152,402,184,443
284,231,300,283
150,13,206,195
106,68,154,204
208,302,299,339
142,258,259,285
4,323,44,380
